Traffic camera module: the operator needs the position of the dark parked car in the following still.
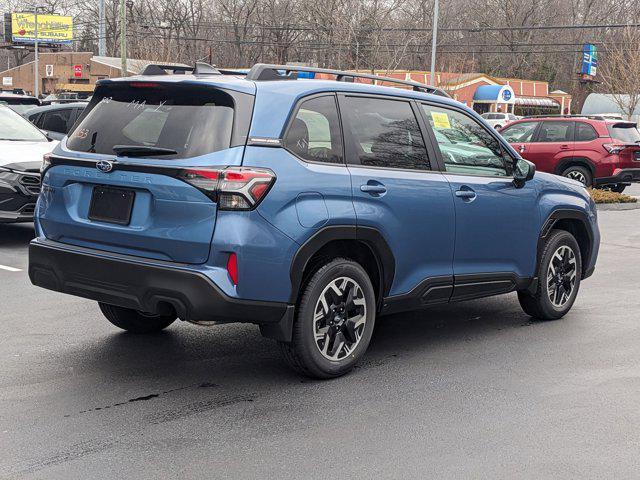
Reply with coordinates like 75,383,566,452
0,105,57,223
23,102,87,140
0,92,40,115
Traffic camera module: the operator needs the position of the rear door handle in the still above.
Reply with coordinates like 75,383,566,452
560,144,570,150
455,189,477,200
360,184,387,194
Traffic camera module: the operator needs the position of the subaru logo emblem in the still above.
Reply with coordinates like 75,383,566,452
96,160,113,173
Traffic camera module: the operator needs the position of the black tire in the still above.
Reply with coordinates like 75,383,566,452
518,229,582,320
609,184,627,193
494,124,502,130
279,258,376,379
98,302,176,334
561,165,592,187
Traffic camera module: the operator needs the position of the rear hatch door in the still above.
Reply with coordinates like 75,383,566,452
39,80,254,264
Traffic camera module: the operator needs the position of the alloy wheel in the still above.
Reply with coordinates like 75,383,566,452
566,170,587,185
546,245,577,308
313,276,367,361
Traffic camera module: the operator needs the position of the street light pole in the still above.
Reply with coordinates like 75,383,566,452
119,0,127,77
429,0,439,86
33,5,39,97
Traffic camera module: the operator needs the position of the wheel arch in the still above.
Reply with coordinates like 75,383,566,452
289,226,395,309
537,209,593,280
554,157,596,177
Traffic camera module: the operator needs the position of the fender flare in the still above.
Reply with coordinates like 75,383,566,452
554,157,596,176
535,208,594,282
288,225,395,304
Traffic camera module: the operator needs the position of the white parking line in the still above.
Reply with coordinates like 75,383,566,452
0,264,22,272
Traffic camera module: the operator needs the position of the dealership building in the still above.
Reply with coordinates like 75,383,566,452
0,52,183,96
361,70,572,116
0,54,573,115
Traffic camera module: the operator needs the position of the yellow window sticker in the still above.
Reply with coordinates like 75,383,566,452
430,111,451,129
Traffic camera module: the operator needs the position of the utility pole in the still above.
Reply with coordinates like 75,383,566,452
429,0,439,86
33,5,41,97
119,0,127,77
98,0,106,56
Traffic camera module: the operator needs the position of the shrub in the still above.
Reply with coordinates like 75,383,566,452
588,188,638,204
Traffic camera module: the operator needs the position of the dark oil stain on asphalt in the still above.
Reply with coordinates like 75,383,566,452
66,383,218,417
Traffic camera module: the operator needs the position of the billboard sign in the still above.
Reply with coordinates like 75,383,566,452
581,44,598,77
10,12,73,44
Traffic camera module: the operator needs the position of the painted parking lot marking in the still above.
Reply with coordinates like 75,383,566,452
0,264,22,272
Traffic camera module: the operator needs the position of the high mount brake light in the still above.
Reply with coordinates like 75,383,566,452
178,167,275,210
129,82,162,88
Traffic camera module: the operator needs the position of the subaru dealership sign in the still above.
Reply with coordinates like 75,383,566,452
581,44,598,77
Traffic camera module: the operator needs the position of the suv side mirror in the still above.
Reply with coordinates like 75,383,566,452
513,159,535,188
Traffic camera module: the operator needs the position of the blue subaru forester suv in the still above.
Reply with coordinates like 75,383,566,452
29,63,600,378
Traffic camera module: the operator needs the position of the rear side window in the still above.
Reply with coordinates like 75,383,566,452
341,97,429,170
283,95,343,164
536,121,574,142
608,123,640,143
500,121,538,142
575,122,598,142
67,83,236,158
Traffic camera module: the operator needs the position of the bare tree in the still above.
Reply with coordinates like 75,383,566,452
598,27,640,120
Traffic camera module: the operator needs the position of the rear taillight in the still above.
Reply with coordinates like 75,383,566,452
178,167,275,210
603,143,626,154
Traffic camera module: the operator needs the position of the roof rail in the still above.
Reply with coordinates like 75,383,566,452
140,62,222,76
245,63,450,97
523,114,610,120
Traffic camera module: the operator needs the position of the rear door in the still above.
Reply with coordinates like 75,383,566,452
339,94,455,300
419,103,539,295
525,120,575,173
39,81,253,264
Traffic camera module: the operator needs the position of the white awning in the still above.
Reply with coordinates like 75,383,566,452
514,96,560,108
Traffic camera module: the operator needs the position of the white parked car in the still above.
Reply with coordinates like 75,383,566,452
481,112,520,129
0,105,58,223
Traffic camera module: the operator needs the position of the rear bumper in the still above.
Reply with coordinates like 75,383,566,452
29,238,290,326
594,168,640,186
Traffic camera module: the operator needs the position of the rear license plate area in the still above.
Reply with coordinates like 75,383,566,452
88,186,135,225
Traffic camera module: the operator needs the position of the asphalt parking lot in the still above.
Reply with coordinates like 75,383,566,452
1,186,640,479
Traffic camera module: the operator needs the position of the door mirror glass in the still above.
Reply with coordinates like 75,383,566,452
513,159,535,187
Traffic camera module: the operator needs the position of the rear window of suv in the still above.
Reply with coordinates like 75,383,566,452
608,123,640,144
67,83,236,158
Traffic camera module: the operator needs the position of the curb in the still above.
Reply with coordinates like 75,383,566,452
596,202,640,211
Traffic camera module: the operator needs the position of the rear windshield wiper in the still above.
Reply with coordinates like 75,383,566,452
113,145,178,157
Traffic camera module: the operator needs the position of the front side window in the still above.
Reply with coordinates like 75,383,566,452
283,95,343,164
535,121,574,143
422,104,511,177
342,97,429,170
500,122,538,143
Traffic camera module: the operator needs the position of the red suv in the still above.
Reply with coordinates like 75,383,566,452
499,116,640,192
